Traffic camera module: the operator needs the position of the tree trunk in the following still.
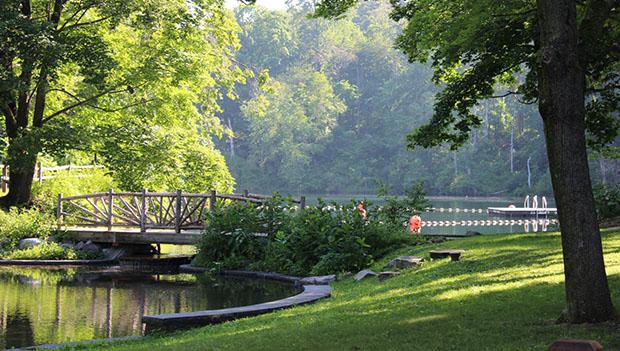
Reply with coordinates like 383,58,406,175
3,163,35,207
537,0,615,322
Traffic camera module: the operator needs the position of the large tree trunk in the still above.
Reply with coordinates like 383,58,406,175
2,161,36,207
537,0,615,322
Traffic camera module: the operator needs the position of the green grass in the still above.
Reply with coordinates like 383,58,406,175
69,230,620,351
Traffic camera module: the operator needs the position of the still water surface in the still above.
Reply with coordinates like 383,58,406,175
0,266,297,349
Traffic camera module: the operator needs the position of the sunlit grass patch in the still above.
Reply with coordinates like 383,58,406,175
69,230,620,351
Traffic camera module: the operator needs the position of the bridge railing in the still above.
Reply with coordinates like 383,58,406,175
57,190,305,233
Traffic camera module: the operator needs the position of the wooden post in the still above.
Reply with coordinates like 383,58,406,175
1,165,7,193
210,190,217,210
107,189,113,231
57,193,63,229
244,189,249,198
37,161,43,183
140,189,147,233
175,189,182,234
300,196,306,210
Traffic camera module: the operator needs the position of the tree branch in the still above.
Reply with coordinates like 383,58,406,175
489,91,519,98
58,15,112,32
48,88,156,114
42,86,129,123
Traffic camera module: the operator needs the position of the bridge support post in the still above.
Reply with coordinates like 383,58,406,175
107,189,113,231
140,189,147,233
300,196,306,210
210,190,217,210
175,189,182,234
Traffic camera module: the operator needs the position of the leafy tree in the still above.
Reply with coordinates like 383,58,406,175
241,65,346,189
313,0,618,322
0,0,248,206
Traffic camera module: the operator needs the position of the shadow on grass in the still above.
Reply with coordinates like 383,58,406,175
69,231,620,351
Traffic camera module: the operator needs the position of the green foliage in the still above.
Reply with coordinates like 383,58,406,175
31,168,115,210
219,3,607,196
0,208,54,252
1,242,79,260
375,181,430,226
593,183,620,220
194,195,421,275
0,0,251,205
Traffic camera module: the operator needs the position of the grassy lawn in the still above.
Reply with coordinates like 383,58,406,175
70,229,620,351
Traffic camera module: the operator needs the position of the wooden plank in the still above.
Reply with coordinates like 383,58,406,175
65,229,201,245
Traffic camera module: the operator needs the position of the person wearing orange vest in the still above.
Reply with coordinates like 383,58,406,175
409,214,422,234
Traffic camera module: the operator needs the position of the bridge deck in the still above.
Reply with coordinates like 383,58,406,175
63,227,202,245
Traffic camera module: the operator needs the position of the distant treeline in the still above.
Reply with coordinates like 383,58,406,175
216,2,619,197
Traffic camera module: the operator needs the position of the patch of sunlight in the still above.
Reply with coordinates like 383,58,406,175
213,323,274,337
399,314,448,325
431,275,564,301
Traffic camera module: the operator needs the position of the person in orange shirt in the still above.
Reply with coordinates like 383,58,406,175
356,201,367,220
409,214,422,234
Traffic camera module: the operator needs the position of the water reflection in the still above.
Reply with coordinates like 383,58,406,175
0,267,297,349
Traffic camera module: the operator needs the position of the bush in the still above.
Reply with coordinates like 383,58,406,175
593,183,620,220
0,208,54,252
194,194,425,276
31,168,115,211
1,242,79,260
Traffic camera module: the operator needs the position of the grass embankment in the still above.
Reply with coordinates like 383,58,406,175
71,230,620,351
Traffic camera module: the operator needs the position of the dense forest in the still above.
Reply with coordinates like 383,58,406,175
215,2,619,197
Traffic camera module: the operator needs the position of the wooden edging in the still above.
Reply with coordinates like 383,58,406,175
142,265,332,333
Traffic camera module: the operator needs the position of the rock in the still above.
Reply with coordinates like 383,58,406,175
80,241,101,254
75,241,85,250
354,269,377,281
465,230,481,236
300,275,337,285
385,256,423,270
378,271,400,281
60,243,74,250
430,249,465,261
18,238,42,250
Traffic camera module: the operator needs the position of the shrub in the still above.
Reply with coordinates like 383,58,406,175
194,195,423,276
1,242,79,260
31,168,115,211
593,183,620,220
375,181,431,226
0,208,54,252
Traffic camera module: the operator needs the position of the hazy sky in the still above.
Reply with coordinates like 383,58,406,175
225,0,288,10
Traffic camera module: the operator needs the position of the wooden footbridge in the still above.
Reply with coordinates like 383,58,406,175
57,190,305,245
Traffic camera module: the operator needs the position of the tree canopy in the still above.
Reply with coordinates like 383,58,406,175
0,0,251,204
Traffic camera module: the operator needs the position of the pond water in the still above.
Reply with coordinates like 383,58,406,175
0,266,297,349
307,195,558,235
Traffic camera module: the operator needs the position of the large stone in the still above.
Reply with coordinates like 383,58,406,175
61,243,75,250
299,275,336,285
429,249,465,261
18,238,42,250
385,256,423,270
75,241,86,250
80,240,101,254
354,269,377,281
465,230,481,236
